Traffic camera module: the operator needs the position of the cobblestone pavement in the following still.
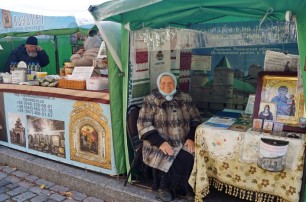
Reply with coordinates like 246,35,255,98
0,164,104,202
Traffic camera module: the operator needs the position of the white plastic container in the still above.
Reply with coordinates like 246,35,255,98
11,69,27,84
86,77,109,91
2,74,12,83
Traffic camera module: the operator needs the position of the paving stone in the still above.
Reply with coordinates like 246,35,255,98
83,196,104,202
30,194,50,202
12,191,37,202
0,164,107,202
35,179,55,189
0,193,9,201
2,166,17,174
5,183,19,190
0,172,8,180
0,179,11,187
0,187,6,194
62,199,78,202
50,185,69,193
0,164,113,201
7,186,29,196
12,171,29,178
5,175,21,183
46,200,58,202
29,186,51,195
50,193,66,201
25,175,39,183
18,180,34,188
70,190,87,201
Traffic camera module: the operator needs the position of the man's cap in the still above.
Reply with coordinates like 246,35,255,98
26,36,38,45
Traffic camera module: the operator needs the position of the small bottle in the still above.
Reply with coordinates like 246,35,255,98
10,62,15,73
30,62,35,73
33,62,37,72
35,63,41,72
27,62,31,74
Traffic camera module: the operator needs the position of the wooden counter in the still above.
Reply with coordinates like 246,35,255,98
0,83,110,104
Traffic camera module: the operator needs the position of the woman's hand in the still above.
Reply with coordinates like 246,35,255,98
159,142,174,156
76,49,85,55
184,139,195,153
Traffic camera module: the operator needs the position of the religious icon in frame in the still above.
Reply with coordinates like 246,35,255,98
2,10,12,28
252,118,263,131
69,101,111,169
228,124,249,132
245,94,255,115
258,101,277,121
263,120,273,132
273,122,284,132
254,71,305,133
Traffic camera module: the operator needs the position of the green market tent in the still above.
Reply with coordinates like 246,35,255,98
0,9,95,74
88,0,306,179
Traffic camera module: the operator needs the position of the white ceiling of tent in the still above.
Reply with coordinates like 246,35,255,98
1,0,109,24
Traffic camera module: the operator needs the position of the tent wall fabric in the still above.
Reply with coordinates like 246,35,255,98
91,21,129,173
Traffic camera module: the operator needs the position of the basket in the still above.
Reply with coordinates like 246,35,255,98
58,79,86,90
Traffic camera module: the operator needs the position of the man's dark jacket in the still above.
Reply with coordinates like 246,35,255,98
4,44,50,72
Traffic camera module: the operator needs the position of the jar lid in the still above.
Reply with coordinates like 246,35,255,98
64,62,75,68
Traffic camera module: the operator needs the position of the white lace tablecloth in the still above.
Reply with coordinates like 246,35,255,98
197,124,243,161
189,124,306,202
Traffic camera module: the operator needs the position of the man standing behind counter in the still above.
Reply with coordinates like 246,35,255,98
4,36,50,73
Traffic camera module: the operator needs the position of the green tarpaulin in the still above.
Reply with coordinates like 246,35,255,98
89,0,306,181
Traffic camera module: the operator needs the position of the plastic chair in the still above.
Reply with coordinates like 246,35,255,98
124,105,142,186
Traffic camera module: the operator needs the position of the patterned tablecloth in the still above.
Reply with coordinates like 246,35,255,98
188,124,306,202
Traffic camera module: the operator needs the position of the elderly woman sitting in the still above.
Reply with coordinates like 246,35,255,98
137,72,201,201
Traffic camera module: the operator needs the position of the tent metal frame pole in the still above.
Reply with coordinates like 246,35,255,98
54,35,59,74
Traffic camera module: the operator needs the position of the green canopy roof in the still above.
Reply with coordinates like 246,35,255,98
90,0,306,30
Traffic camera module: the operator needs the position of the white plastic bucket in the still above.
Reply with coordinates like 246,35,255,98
11,69,27,84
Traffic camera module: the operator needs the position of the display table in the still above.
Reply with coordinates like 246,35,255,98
0,84,119,175
189,124,306,202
